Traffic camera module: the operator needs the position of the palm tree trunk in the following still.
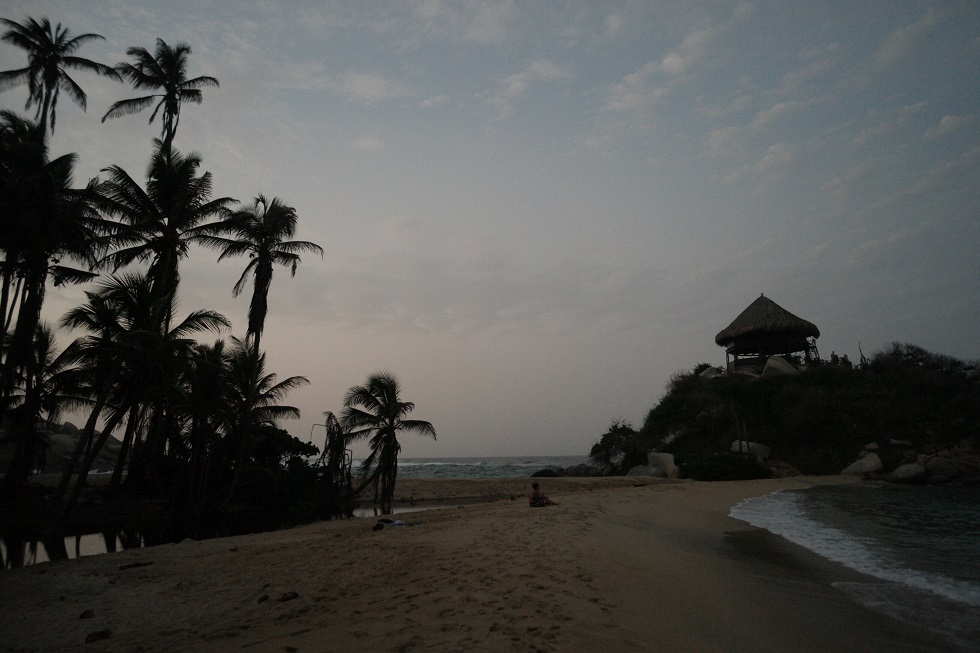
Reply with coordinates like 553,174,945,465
218,416,252,509
48,379,114,510
109,403,142,490
53,408,127,530
0,263,15,344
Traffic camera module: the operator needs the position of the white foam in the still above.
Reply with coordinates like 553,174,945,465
730,491,980,607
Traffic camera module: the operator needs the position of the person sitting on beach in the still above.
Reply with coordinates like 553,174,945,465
529,482,558,507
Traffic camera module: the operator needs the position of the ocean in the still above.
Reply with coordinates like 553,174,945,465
356,455,588,479
730,482,980,652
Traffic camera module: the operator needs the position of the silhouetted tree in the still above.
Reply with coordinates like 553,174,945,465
96,142,234,327
201,194,322,352
343,372,435,514
102,38,218,155
0,17,119,134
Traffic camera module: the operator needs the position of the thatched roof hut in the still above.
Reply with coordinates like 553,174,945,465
715,294,820,371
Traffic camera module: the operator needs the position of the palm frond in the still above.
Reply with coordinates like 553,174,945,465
101,95,158,121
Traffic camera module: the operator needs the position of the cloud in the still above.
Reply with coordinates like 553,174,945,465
725,142,795,185
353,134,385,151
601,28,713,114
780,43,840,94
602,11,625,39
602,61,663,113
396,0,519,46
420,95,447,108
339,72,411,103
461,0,518,44
851,101,927,146
875,10,938,65
694,92,751,120
924,114,973,140
754,142,795,175
705,126,742,158
820,158,875,201
488,58,571,115
750,98,820,129
658,29,710,76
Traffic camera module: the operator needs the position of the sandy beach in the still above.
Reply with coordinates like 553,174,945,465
0,476,948,652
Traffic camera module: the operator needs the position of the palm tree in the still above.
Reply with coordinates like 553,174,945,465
171,339,232,515
0,17,119,135
96,142,235,325
0,323,88,496
201,195,322,352
101,39,218,155
316,411,347,476
49,273,229,522
0,112,102,496
0,112,102,378
219,337,308,506
342,371,435,514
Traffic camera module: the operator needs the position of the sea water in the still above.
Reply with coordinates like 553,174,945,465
730,483,980,651
358,455,587,479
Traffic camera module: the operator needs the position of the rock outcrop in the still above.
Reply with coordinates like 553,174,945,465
840,440,978,483
730,441,771,459
762,356,799,376
647,452,678,478
564,464,602,477
841,453,883,476
888,463,927,483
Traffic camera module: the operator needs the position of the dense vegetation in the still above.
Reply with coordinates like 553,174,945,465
592,343,980,480
0,16,431,543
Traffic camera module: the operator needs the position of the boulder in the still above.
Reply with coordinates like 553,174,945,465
888,439,913,447
730,441,771,460
762,356,799,376
647,452,677,477
841,453,883,476
888,463,927,484
564,464,601,477
530,468,560,478
662,430,683,446
925,456,959,478
58,421,80,435
626,465,655,477
699,366,724,379
863,442,879,451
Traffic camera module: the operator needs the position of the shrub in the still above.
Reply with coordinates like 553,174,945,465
675,452,770,481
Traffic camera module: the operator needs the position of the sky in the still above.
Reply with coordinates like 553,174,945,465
1,1,977,458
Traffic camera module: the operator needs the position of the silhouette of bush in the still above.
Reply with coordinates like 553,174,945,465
674,452,770,481
596,344,979,477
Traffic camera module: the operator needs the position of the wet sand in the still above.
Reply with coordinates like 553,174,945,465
0,476,946,652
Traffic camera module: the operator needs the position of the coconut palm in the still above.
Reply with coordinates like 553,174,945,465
171,339,232,515
0,323,87,496
96,142,235,325
101,39,218,154
219,336,308,505
342,371,435,514
0,17,119,135
316,410,349,485
0,112,102,377
50,273,229,520
201,195,322,352
0,112,102,496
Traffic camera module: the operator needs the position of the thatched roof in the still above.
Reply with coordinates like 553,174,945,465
715,294,819,347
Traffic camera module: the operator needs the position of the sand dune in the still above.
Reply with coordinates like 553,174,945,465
0,477,946,652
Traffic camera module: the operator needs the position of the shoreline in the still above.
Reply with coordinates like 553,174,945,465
0,476,951,652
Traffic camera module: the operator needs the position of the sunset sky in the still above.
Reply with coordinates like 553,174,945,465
1,1,977,458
